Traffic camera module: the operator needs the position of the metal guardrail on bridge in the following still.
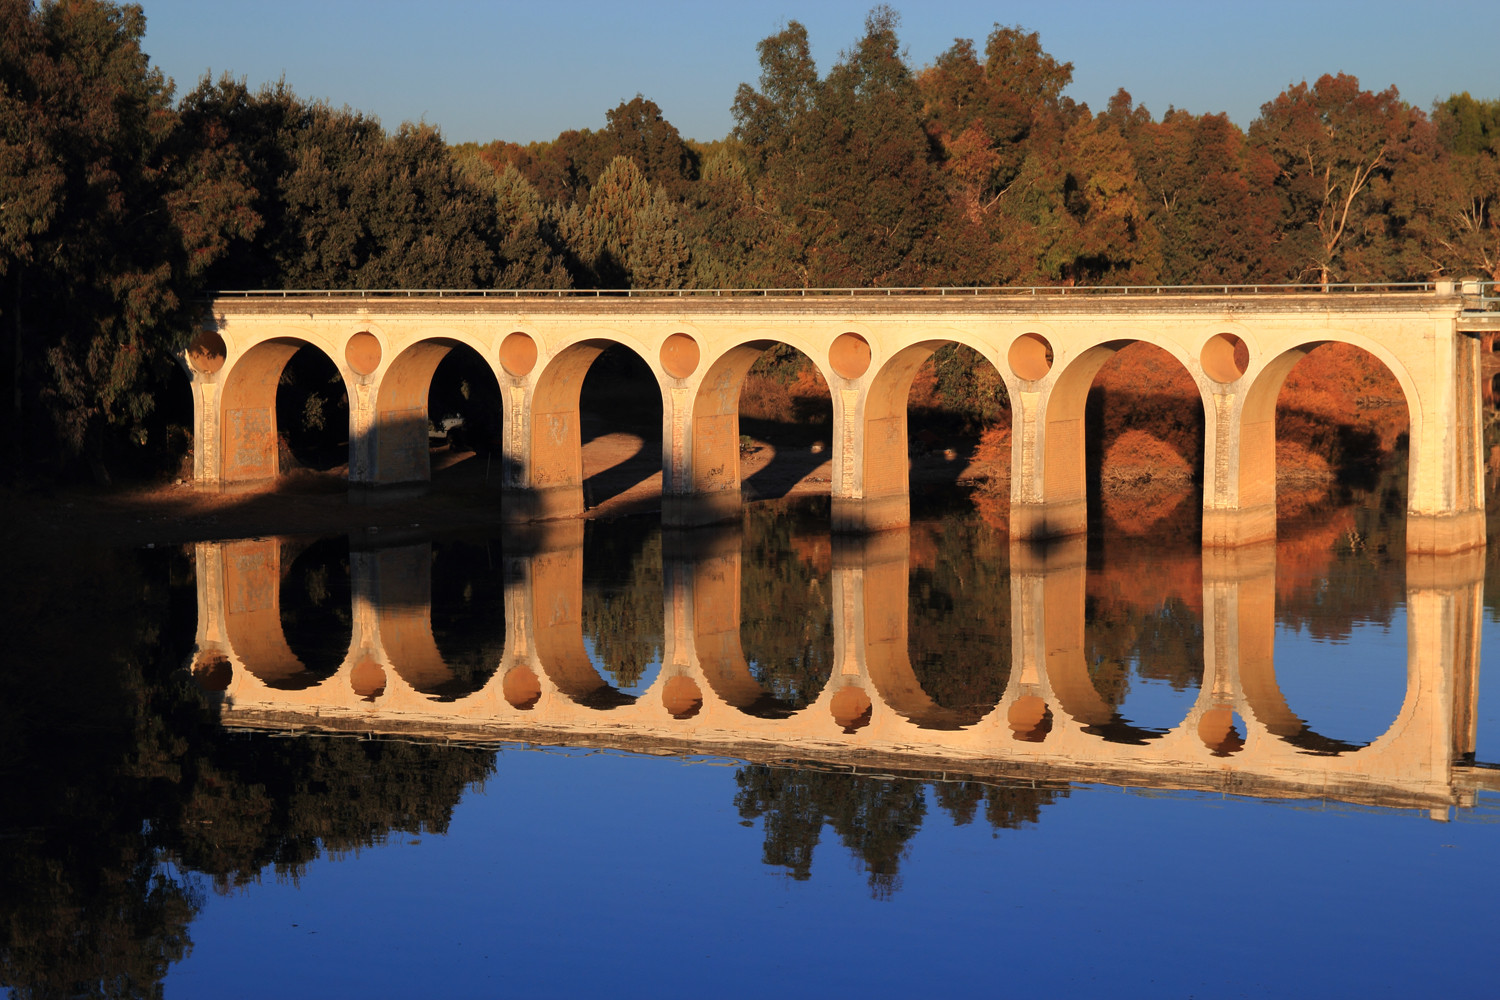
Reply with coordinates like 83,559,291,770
1465,280,1500,310
208,281,1450,301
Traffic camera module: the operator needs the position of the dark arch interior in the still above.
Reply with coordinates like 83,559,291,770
1274,343,1409,528
276,347,350,473
581,517,662,696
906,343,1011,517
906,516,1011,728
735,503,834,717
578,344,663,509
275,537,353,690
425,538,507,700
427,343,503,487
739,343,833,501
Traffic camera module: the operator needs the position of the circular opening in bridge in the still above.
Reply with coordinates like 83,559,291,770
345,331,382,376
660,333,700,380
1008,333,1053,382
187,330,226,374
830,686,873,733
1198,705,1244,756
1200,333,1249,384
1007,695,1052,742
500,331,538,377
350,657,386,701
503,666,542,710
829,332,871,380
662,675,703,719
192,652,232,693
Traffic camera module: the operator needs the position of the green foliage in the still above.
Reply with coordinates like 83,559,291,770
6,1,1500,482
732,8,944,286
0,539,495,996
556,155,689,288
184,78,504,290
1,0,257,474
734,766,926,897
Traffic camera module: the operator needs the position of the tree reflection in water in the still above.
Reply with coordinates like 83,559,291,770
0,479,1461,992
0,544,494,999
734,765,1068,899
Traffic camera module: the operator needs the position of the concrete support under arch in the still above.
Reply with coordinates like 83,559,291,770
1009,344,1127,544
661,343,767,529
1201,544,1277,743
211,340,303,487
1406,550,1485,767
501,342,607,522
832,528,981,729
350,340,456,500
830,342,945,533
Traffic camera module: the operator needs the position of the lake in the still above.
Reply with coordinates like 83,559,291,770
3,486,1497,998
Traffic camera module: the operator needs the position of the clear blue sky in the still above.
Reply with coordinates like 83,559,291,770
139,1,1497,145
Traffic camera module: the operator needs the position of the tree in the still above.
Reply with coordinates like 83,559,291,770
919,25,1074,224
681,146,762,287
601,95,699,198
1422,93,1500,280
0,0,257,476
1105,95,1282,284
184,78,503,290
556,155,689,288
1249,73,1431,285
732,7,943,286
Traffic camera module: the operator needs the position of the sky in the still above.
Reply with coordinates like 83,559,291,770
138,1,1498,145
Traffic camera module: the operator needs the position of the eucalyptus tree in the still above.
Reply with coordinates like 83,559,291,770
1249,73,1433,285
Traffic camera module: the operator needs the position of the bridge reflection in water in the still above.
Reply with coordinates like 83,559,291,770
190,522,1492,818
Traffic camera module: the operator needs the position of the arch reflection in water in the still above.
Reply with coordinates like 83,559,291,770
201,516,1485,817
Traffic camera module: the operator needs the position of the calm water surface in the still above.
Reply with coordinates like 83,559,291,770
4,492,1498,998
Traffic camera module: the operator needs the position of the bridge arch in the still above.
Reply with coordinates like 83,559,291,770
525,333,663,519
1237,630,1412,756
366,333,502,489
367,542,503,702
1238,334,1418,523
217,335,351,484
1038,337,1209,539
860,335,1012,527
688,335,836,517
216,536,355,691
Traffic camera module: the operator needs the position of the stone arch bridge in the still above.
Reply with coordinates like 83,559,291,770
185,282,1499,553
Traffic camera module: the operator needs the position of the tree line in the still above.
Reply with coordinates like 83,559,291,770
3,1,1496,476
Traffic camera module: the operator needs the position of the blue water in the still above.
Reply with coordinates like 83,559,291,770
5,499,1498,999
